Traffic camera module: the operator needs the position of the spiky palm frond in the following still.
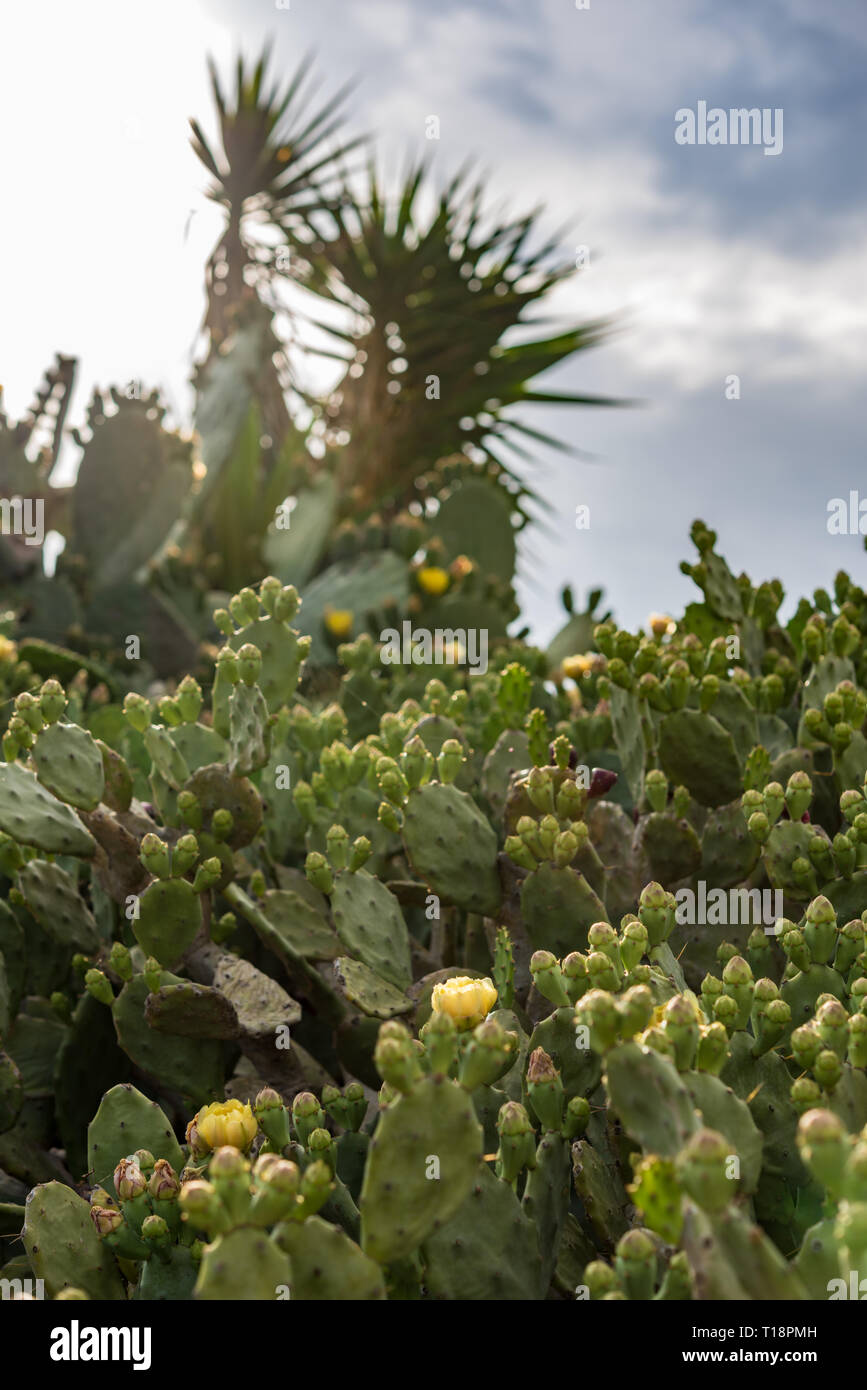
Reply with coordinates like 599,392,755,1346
190,47,364,351
283,162,621,513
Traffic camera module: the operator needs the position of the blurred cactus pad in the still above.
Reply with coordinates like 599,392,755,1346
2,51,867,1304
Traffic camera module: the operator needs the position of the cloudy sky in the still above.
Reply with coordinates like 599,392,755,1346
3,0,865,641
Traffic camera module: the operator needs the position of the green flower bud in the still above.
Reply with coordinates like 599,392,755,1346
292,1091,326,1147
526,1047,564,1132
575,988,620,1054
797,1108,850,1195
123,691,152,733
296,1159,333,1220
782,928,812,974
85,968,114,1006
140,832,171,880
848,1012,867,1069
210,808,234,842
561,951,590,1004
619,918,649,972
529,950,571,1008
785,770,812,822
615,1228,658,1302
172,832,199,879
583,1260,619,1300
677,1129,733,1214
375,1032,423,1094
177,790,203,831
39,679,67,724
644,768,668,813
526,766,555,815
108,941,133,983
617,984,654,1042
305,851,333,896
790,1075,822,1116
696,1022,729,1075
458,1017,518,1091
563,1096,591,1141
814,1048,843,1091
325,823,350,871
815,998,850,1060
638,881,672,946
436,738,465,784
662,994,700,1070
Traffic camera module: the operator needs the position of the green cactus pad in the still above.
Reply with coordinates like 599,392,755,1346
144,726,190,790
0,1053,23,1133
23,1181,125,1299
610,686,645,805
402,782,501,916
145,982,240,1039
195,1226,291,1300
277,1215,386,1299
112,975,224,1103
360,1075,482,1263
95,739,133,812
31,720,105,811
527,1006,602,1103
520,862,608,957
586,799,641,922
658,710,742,807
0,762,95,856
87,1083,184,1191
134,877,202,968
137,1244,198,1301
680,1202,751,1299
6,1011,68,1096
257,889,341,960
229,616,306,710
184,763,263,848
296,550,410,665
721,1033,806,1189
229,681,271,774
635,812,702,887
709,681,759,763
422,1160,543,1299
169,722,228,773
571,1139,630,1246
333,956,413,1019
330,871,412,990
17,859,99,951
700,800,758,890
521,1131,572,1291
211,954,301,1039
480,730,531,820
781,963,846,1033
604,1041,698,1157
0,901,26,1019
762,820,824,900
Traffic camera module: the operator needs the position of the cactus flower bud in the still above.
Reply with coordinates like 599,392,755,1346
39,678,67,724
140,832,171,880
122,691,151,733
304,851,334,896
84,968,114,1007
291,1091,326,1147
790,1075,822,1116
495,1101,537,1185
797,1108,850,1194
803,895,838,965
114,1156,147,1203
696,1022,728,1075
785,770,812,822
148,1159,180,1203
296,1159,333,1219
813,1048,843,1091
90,1204,123,1238
677,1128,733,1214
419,1008,458,1077
615,1228,658,1302
529,950,571,1008
526,1047,565,1132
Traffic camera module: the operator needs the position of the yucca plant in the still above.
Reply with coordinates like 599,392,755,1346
283,161,618,518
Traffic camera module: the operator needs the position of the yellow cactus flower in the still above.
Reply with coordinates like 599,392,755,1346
0,635,17,664
417,566,451,597
192,1099,258,1153
561,653,595,681
324,607,354,640
648,613,675,639
431,975,498,1031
